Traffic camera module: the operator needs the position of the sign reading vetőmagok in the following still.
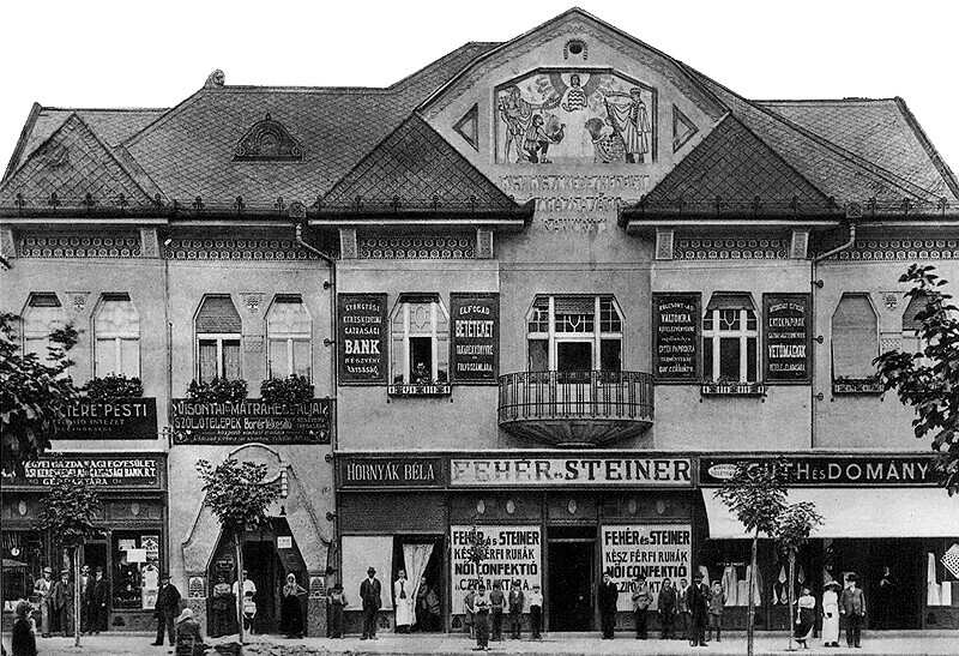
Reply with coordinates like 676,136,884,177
601,524,692,611
450,525,541,614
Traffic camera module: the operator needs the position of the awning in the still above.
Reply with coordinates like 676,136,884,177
702,488,959,539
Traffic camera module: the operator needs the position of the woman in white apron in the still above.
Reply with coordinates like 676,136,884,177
821,581,841,647
393,570,414,633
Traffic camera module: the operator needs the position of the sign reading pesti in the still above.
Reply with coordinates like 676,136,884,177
653,293,700,381
700,455,939,487
337,293,388,384
450,525,541,614
18,455,162,488
601,524,692,611
763,293,812,383
170,399,333,444
60,398,158,440
450,457,692,487
339,457,444,487
450,293,499,383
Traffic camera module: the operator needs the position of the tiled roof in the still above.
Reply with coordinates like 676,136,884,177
643,115,831,210
757,98,959,201
322,115,518,210
0,113,153,208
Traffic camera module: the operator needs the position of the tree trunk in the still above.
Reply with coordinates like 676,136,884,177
787,548,796,651
74,546,82,647
747,532,758,656
235,532,245,645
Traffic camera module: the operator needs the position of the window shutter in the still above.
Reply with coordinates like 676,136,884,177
196,296,241,334
832,295,878,378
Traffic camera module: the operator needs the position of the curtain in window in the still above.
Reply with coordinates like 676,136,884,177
222,340,242,380
269,340,290,378
832,295,878,378
198,341,218,383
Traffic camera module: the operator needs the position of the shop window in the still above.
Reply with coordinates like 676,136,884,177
526,295,624,372
1,530,48,606
195,296,242,383
94,293,140,378
266,295,311,380
22,292,64,359
831,294,878,380
112,531,161,610
390,294,449,384
702,293,758,382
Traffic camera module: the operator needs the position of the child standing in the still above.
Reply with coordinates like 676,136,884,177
708,581,726,642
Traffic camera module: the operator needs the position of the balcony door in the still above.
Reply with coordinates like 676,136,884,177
557,340,592,374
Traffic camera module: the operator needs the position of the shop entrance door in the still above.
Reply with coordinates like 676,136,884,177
243,540,277,634
548,540,594,631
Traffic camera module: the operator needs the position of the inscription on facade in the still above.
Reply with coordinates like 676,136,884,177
13,455,163,488
61,398,158,439
450,293,499,383
450,457,692,487
700,455,939,487
170,399,333,444
653,293,700,381
763,293,811,383
337,293,388,384
339,457,444,487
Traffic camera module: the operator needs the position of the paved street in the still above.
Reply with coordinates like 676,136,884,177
9,631,959,655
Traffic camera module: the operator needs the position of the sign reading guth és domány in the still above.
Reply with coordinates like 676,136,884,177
700,455,938,486
450,457,692,487
171,399,333,444
337,293,388,384
653,293,700,381
449,293,499,383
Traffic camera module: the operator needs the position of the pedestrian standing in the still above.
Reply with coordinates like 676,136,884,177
508,579,524,639
631,573,652,639
473,584,490,651
328,583,348,638
685,572,708,647
463,587,477,639
173,607,204,656
78,564,91,634
11,599,37,656
88,568,109,635
489,581,505,641
657,578,677,639
794,586,815,649
677,578,689,641
598,571,619,639
708,580,725,642
209,575,234,638
821,581,841,647
152,572,180,646
839,574,866,649
33,566,53,638
360,567,382,640
527,583,543,640
874,566,894,630
279,572,306,639
50,570,71,636
393,569,413,633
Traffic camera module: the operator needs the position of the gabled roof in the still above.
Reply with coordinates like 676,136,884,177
0,113,154,208
321,114,519,212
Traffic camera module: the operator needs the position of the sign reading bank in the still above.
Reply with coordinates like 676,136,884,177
450,457,692,487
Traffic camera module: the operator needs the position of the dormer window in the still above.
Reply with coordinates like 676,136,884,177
233,113,303,161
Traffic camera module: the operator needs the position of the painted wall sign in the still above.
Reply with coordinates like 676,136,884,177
170,399,333,444
601,524,692,611
450,525,541,614
60,398,158,440
652,293,701,381
337,293,388,384
763,293,812,383
449,457,692,487
449,293,499,383
339,457,444,488
16,455,163,488
699,455,939,487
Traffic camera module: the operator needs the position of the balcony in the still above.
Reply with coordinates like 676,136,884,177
497,370,654,447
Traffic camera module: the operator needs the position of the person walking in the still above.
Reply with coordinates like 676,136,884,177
328,583,348,638
685,573,709,647
360,567,382,640
88,568,109,635
489,581,505,641
463,587,477,639
840,574,866,648
527,583,543,640
11,600,37,656
151,572,180,646
279,572,306,638
821,581,841,647
508,579,524,639
707,580,726,642
631,573,652,639
473,584,491,651
677,578,690,642
598,570,619,640
794,586,816,649
50,570,71,636
33,566,53,638
657,578,678,640
393,570,413,633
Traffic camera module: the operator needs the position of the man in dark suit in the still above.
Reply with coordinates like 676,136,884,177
87,568,109,635
359,567,382,640
685,572,709,647
151,573,181,646
598,570,619,639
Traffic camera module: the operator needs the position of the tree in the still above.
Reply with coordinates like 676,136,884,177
196,458,280,644
875,264,959,495
774,502,823,651
35,474,102,647
714,460,789,656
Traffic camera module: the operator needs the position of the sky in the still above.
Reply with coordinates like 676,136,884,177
1,0,957,183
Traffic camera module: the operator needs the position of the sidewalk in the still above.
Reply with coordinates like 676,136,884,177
9,631,959,656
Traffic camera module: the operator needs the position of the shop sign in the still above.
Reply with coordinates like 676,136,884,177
653,293,700,381
337,293,389,385
17,455,163,488
170,399,333,444
339,457,444,488
60,398,158,439
450,525,541,614
601,524,692,611
763,293,812,383
449,457,692,487
450,293,499,383
699,455,939,487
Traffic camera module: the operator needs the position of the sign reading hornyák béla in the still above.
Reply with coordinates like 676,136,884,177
450,293,499,383
653,293,700,381
21,456,161,488
61,398,158,439
602,524,692,611
171,399,332,444
450,457,692,487
763,293,811,382
339,457,444,488
337,293,388,384
699,455,939,486
450,525,541,614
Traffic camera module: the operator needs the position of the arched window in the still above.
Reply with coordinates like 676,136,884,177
391,294,449,384
702,293,758,382
526,295,623,373
831,294,878,380
266,295,312,380
94,294,140,377
195,295,242,382
22,293,63,359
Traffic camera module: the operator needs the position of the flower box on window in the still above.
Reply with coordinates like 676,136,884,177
832,377,883,395
700,380,767,397
387,382,452,397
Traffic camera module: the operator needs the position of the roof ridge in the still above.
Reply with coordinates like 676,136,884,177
120,89,208,149
2,102,41,184
755,97,898,105
40,106,169,113
893,97,959,201
387,41,501,92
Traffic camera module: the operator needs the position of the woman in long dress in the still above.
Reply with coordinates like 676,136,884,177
821,581,841,647
794,586,816,649
279,573,306,638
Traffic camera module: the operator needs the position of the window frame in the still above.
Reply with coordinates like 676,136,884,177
830,292,880,382
265,295,312,381
525,295,625,372
93,293,141,378
702,294,759,383
194,295,243,383
22,292,64,359
390,297,450,385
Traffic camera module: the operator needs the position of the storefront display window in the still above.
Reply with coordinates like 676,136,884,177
111,531,161,610
390,294,449,384
1,530,47,610
702,293,758,382
526,295,624,372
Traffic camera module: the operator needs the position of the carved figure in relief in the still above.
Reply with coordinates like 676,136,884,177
604,88,652,163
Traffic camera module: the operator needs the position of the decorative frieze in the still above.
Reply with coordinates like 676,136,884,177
835,239,959,261
17,233,141,258
357,234,475,259
162,238,320,260
675,237,789,260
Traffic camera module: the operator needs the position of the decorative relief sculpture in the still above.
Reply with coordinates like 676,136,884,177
234,113,303,161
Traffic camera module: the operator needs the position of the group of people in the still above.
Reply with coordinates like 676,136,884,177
463,580,541,650
19,564,108,642
349,567,443,640
794,574,868,649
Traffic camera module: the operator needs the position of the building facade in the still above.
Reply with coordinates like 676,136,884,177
2,8,958,637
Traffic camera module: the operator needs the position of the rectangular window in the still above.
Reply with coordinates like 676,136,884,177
703,294,759,382
600,339,622,372
391,297,449,385
198,340,218,383
222,340,242,380
112,531,162,611
832,294,878,380
526,295,624,372
195,296,243,382
528,339,549,372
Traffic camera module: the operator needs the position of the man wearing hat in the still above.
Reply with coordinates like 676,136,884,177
88,567,109,634
685,572,709,647
598,570,619,639
50,569,72,636
151,572,181,646
631,573,652,639
359,566,382,640
33,566,53,637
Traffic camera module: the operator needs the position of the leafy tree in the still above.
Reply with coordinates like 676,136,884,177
196,458,280,644
714,460,789,656
35,474,102,647
875,264,958,495
774,502,823,651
